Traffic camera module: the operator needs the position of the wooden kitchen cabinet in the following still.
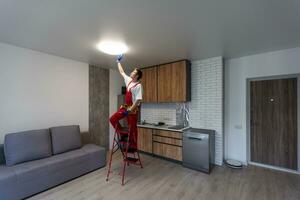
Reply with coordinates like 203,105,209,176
157,63,172,102
153,130,182,140
153,142,182,161
140,67,158,102
140,60,190,103
152,135,182,146
137,128,183,162
137,128,153,153
157,60,191,102
171,60,191,102
152,130,183,161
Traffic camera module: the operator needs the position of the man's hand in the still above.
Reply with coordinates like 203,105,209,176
116,54,123,63
123,109,130,116
129,100,141,113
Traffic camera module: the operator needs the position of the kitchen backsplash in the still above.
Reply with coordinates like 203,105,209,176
140,103,188,125
140,103,177,125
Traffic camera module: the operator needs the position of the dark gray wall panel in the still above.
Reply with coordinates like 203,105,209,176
89,65,109,149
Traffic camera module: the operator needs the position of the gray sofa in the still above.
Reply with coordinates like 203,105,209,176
0,125,106,200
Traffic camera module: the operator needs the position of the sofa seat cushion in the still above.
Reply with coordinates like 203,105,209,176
12,158,50,183
0,165,17,183
81,144,106,170
8,158,53,199
4,129,52,166
46,147,91,184
0,165,20,200
81,143,105,154
50,125,82,155
46,148,89,170
46,144,106,184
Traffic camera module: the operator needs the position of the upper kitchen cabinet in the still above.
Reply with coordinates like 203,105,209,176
157,60,191,102
141,60,191,103
157,63,173,102
140,66,158,102
170,60,191,102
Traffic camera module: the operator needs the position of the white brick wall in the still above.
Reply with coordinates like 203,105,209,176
141,56,224,165
189,56,223,165
140,103,177,125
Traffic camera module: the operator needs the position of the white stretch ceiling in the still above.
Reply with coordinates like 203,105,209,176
0,0,300,68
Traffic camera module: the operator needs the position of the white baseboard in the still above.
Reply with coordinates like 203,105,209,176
248,161,300,175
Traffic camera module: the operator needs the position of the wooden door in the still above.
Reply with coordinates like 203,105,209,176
250,78,298,170
140,67,157,102
171,61,189,102
157,63,172,102
137,128,153,153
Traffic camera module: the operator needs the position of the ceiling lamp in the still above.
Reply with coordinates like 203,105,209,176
97,41,128,55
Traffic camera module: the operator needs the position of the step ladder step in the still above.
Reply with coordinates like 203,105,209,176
117,127,130,135
119,127,129,131
119,141,129,144
125,157,139,162
120,146,137,153
119,135,128,142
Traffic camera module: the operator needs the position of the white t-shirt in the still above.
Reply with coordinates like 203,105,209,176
123,75,143,104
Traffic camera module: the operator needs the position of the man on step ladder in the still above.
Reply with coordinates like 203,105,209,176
107,54,143,185
109,55,143,149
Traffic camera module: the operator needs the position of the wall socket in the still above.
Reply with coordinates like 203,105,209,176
234,125,243,130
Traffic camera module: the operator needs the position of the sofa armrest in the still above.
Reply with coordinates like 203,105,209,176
0,144,5,165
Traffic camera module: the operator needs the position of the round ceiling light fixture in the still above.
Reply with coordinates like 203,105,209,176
96,41,128,55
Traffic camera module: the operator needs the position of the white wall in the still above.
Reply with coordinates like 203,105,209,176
0,43,89,143
225,47,300,165
109,69,124,148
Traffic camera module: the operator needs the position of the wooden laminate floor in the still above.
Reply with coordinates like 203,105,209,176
28,153,300,200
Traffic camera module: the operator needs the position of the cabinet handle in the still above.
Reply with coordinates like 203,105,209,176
188,137,202,141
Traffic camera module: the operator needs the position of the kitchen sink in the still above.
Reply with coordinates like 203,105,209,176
167,125,187,130
139,122,188,130
140,122,165,126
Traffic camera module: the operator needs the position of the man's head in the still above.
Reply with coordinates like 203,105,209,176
130,68,143,82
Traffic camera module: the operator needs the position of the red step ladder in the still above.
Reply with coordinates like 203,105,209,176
106,125,143,185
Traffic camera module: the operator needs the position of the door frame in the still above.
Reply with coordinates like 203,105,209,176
246,74,300,172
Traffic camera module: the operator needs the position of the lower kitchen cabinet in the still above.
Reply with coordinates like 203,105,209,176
152,135,182,146
153,130,182,139
153,142,182,161
137,127,183,162
153,130,183,161
137,128,153,153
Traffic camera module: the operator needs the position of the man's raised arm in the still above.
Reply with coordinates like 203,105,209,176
118,62,126,77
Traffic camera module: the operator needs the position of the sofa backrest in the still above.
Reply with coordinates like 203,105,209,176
50,125,82,155
0,144,5,165
4,129,52,166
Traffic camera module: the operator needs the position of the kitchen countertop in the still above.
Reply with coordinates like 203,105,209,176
137,124,189,132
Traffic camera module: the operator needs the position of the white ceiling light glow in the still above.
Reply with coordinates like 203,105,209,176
97,41,128,55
